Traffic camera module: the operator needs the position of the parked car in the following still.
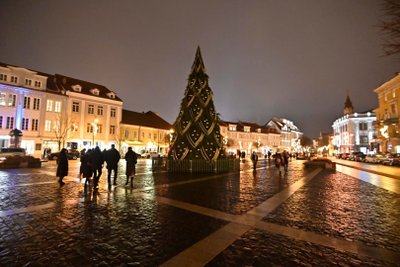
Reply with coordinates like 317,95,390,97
380,154,395,166
0,147,26,160
389,153,400,166
350,152,366,162
341,153,350,160
364,154,383,164
48,150,80,160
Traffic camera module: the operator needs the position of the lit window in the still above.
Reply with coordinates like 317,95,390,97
46,100,53,111
45,120,51,132
54,101,61,112
87,123,93,133
8,94,16,107
97,124,102,134
0,93,5,106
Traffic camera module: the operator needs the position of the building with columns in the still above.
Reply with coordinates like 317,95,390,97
373,73,400,153
332,95,376,154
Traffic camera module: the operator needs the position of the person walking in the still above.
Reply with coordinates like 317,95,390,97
282,150,289,173
275,152,283,175
125,147,138,187
79,148,86,179
90,146,104,189
251,151,258,170
56,148,68,186
105,144,121,188
81,149,93,186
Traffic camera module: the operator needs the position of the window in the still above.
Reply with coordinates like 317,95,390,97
6,117,14,129
97,124,102,134
110,108,116,118
229,125,236,131
8,94,16,107
90,88,100,95
23,96,30,109
142,132,145,139
11,76,18,83
0,93,5,106
149,133,152,139
45,120,51,132
72,102,80,112
134,131,138,139
0,74,7,81
391,103,396,115
125,130,129,139
359,123,368,131
0,116,2,128
110,125,115,135
33,98,40,110
244,126,250,132
34,81,41,87
25,79,32,86
97,106,103,116
31,119,38,131
22,118,29,130
46,100,53,111
88,104,94,114
87,123,93,133
54,101,61,112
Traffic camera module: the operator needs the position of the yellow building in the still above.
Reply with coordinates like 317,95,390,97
120,110,172,156
374,73,400,153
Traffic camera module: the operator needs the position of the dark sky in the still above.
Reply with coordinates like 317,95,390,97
0,0,398,138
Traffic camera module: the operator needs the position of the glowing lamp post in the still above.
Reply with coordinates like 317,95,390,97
91,118,99,147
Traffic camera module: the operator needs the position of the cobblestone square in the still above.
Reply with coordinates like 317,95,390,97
0,159,399,266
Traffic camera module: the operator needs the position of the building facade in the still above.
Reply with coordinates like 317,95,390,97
120,110,172,156
332,95,376,154
220,120,282,157
373,73,400,153
0,62,123,157
265,117,303,152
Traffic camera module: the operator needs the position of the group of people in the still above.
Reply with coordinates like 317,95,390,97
250,150,290,174
56,145,139,188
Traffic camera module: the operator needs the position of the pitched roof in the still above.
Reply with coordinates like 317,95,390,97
121,110,172,130
51,74,123,102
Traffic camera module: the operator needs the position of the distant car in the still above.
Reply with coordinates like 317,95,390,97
380,154,395,166
0,147,26,160
352,152,366,162
296,153,306,160
141,152,161,159
48,150,80,160
341,153,350,160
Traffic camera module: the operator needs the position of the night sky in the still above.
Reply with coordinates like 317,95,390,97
0,0,398,138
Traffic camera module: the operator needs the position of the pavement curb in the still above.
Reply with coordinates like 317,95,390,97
335,161,400,180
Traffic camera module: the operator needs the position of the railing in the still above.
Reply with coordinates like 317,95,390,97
153,158,240,173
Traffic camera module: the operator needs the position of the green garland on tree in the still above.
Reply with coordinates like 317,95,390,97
169,47,225,160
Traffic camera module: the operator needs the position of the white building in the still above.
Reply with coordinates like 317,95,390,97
0,62,123,158
332,95,376,154
265,117,303,152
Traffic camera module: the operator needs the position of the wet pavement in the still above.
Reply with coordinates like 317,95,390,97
0,158,399,266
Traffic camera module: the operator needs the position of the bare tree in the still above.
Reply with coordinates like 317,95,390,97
380,0,400,56
53,114,74,151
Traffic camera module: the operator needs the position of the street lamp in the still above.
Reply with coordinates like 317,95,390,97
91,118,99,147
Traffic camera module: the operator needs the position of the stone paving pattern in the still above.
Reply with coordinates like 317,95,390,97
0,159,398,266
263,170,400,253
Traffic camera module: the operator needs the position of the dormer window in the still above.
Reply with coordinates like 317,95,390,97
11,76,18,83
71,84,82,92
90,88,100,96
107,92,116,99
228,124,237,131
34,81,41,87
244,126,250,132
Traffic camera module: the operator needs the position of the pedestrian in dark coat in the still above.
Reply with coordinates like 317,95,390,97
125,147,138,187
90,146,104,189
56,148,68,185
251,151,258,170
81,149,93,186
79,148,87,179
105,144,121,187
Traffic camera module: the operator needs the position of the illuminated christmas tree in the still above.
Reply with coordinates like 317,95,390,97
169,47,225,160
